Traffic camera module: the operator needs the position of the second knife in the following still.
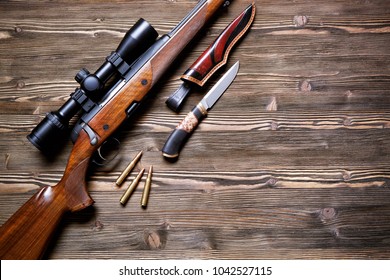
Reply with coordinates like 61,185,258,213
162,61,239,159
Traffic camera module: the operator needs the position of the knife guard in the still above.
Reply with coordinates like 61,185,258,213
162,104,207,159
165,3,256,112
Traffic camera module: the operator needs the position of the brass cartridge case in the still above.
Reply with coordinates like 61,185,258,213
119,168,145,205
116,150,143,186
141,166,153,207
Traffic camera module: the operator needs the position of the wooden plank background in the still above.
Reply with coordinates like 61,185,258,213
0,0,390,259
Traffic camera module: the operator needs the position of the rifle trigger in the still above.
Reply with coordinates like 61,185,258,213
92,137,121,167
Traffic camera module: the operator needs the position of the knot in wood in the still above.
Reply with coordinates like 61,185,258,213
270,121,278,131
267,177,278,187
343,117,352,126
91,220,104,231
345,90,353,98
294,15,309,27
145,231,162,250
17,81,25,89
299,80,312,92
320,207,337,221
342,171,351,181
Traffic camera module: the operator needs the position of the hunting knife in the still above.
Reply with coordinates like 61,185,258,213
162,61,239,159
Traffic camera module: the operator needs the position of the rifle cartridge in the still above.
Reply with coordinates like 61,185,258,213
141,166,153,207
120,168,145,205
116,151,143,186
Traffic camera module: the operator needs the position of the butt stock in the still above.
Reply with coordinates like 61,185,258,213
0,131,94,259
0,0,228,259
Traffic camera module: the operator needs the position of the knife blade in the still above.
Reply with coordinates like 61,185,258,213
162,61,239,159
165,2,255,112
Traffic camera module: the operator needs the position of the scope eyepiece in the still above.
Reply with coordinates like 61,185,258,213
27,19,159,153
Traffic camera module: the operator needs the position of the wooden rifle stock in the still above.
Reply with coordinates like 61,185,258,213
0,0,228,259
0,132,94,259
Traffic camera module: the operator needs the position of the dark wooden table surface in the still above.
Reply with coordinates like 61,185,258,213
1,0,389,259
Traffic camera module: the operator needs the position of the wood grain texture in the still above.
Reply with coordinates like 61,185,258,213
0,0,390,259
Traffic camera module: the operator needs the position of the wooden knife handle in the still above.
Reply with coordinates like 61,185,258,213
181,2,255,87
162,104,207,159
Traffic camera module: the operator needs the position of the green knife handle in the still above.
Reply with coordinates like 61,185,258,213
162,104,207,159
181,3,255,87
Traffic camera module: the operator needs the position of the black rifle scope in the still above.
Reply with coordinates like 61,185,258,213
27,18,158,153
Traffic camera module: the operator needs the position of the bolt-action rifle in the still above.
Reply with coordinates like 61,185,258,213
0,0,230,259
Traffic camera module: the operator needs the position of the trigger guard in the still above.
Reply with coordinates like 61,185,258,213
92,138,121,167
